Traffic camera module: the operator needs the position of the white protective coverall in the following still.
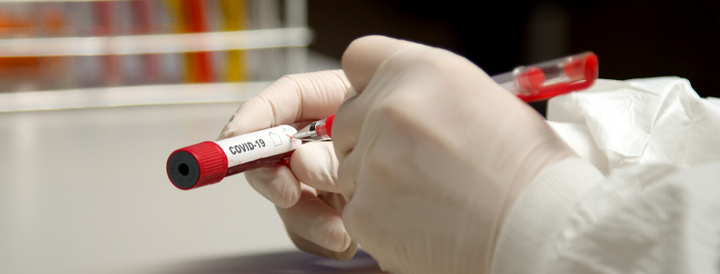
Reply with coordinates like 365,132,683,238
492,77,720,274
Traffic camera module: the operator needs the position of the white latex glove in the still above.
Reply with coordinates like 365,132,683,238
217,70,358,260
332,36,578,273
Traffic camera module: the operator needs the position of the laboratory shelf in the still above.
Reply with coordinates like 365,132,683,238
0,28,312,57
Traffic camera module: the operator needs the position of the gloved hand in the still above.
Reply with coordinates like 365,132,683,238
217,70,358,260
219,35,579,272
331,36,578,273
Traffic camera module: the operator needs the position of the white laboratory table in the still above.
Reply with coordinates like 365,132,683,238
0,102,381,273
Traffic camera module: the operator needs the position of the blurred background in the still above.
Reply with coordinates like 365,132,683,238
2,0,716,111
0,0,718,273
308,0,720,113
0,0,303,89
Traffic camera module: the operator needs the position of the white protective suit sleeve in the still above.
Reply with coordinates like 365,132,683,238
492,159,720,274
492,77,720,273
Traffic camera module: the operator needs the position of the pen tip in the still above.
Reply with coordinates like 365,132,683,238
293,130,314,140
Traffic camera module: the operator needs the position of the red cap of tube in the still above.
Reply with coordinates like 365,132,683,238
325,114,335,138
518,52,598,102
166,141,228,190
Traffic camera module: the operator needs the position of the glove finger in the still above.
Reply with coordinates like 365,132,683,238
289,141,341,193
284,188,358,261
341,35,418,93
244,164,301,209
277,184,353,253
218,70,350,140
336,145,366,201
333,36,419,161
287,229,358,261
341,86,358,102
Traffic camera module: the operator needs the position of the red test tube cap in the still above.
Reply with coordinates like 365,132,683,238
325,115,335,138
166,141,228,190
564,52,598,82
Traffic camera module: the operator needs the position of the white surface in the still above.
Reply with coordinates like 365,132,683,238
0,103,297,273
0,82,271,112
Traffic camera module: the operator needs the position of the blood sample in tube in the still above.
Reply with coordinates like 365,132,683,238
166,125,301,190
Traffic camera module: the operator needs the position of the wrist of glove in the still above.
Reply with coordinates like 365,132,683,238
491,157,604,274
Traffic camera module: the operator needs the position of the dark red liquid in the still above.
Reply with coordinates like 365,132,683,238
226,151,295,176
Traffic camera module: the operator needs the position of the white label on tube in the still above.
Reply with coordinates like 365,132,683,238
215,125,301,168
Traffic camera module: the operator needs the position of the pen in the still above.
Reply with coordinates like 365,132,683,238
294,52,598,141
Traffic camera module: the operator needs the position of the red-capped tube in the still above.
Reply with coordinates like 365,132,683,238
166,125,301,190
493,52,598,102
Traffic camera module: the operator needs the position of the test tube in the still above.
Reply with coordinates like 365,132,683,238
492,52,598,102
166,125,301,190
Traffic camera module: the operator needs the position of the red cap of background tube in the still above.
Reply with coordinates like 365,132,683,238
518,52,598,102
166,141,228,190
